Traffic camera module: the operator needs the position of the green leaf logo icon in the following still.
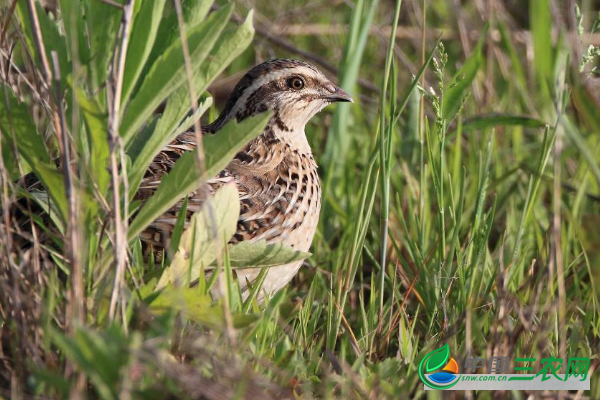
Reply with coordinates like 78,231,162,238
418,343,459,390
425,343,450,372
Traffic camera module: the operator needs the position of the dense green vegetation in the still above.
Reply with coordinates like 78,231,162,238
1,0,599,398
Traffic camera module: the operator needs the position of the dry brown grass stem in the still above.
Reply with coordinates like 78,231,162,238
108,0,135,321
554,113,567,399
24,0,51,83
50,50,86,399
0,0,18,46
24,0,64,153
173,0,205,175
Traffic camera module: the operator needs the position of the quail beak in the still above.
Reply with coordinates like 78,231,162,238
327,86,354,103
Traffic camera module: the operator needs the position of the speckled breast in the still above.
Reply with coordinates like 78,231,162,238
227,149,322,296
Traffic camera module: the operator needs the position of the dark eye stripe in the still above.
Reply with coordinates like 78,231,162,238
205,60,327,131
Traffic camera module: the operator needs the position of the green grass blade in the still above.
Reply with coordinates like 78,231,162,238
218,241,311,270
156,184,239,290
442,24,488,121
0,88,67,219
120,0,169,106
323,0,379,168
127,11,255,195
120,5,232,146
461,114,546,131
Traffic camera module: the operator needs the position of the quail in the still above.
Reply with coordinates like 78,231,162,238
138,59,353,297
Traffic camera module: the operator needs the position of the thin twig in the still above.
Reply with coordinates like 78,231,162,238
24,0,63,149
0,126,13,265
332,299,361,357
0,47,52,110
108,0,135,321
51,51,82,316
24,0,52,83
51,50,85,399
554,67,567,396
173,0,205,175
0,0,19,46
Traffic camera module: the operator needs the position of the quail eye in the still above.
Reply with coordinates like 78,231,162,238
288,77,305,90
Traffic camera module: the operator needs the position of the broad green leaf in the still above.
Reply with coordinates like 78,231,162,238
149,10,255,159
128,97,212,196
58,0,86,63
16,2,70,79
398,315,414,361
0,89,67,219
155,184,239,290
127,10,255,195
0,133,19,180
128,112,270,241
150,290,222,326
121,0,168,106
196,10,255,89
36,3,70,78
425,344,450,373
462,114,546,131
14,2,35,55
49,325,129,400
86,0,123,91
217,240,311,270
143,0,213,80
75,89,110,197
120,5,232,146
150,287,259,329
125,116,159,164
442,25,488,121
232,314,261,329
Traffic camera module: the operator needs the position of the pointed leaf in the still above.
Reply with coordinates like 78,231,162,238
128,10,255,195
0,89,67,219
86,0,123,90
143,0,213,79
462,114,546,131
155,184,239,290
150,286,260,329
218,240,311,270
128,112,270,241
75,89,110,196
120,5,232,146
121,0,168,105
442,25,488,121
128,97,212,195
16,2,70,79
